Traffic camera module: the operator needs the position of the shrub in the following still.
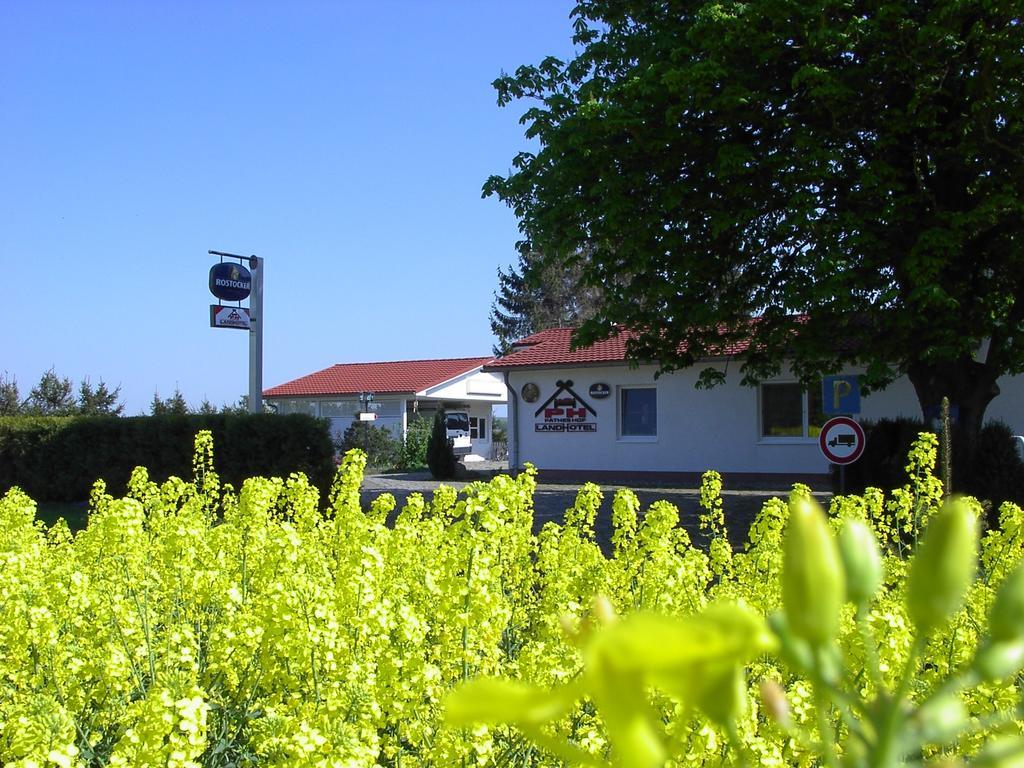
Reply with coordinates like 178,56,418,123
337,420,399,470
397,415,432,470
426,408,457,479
0,414,334,501
962,420,1024,509
833,417,1024,509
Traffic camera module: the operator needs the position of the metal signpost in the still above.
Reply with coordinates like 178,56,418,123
209,250,263,414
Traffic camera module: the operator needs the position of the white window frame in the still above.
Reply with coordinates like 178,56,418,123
470,416,487,440
758,382,820,443
617,385,658,442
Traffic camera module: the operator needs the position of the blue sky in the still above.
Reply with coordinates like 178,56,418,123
1,1,578,414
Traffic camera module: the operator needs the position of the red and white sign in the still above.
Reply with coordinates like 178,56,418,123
819,416,866,465
210,305,251,330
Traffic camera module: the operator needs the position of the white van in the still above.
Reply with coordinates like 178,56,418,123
445,411,472,456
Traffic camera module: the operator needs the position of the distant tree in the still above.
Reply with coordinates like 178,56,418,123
25,369,76,415
490,250,602,355
78,377,124,416
222,395,274,414
0,373,20,416
426,408,458,480
197,398,220,415
150,388,190,416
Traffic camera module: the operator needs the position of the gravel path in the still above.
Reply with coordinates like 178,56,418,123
361,466,831,554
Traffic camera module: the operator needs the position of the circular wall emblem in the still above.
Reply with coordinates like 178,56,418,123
521,382,540,403
819,416,866,465
589,382,611,399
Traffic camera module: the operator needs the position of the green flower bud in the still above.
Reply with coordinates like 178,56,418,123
838,518,883,609
974,640,1024,682
767,612,815,673
913,693,968,745
782,496,845,647
971,735,1024,767
906,497,978,637
989,562,1024,642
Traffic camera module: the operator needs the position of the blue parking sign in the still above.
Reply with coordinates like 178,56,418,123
822,375,861,415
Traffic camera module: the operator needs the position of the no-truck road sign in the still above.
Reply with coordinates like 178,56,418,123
819,416,866,465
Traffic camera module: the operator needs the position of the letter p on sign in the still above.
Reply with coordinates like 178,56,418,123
822,375,861,415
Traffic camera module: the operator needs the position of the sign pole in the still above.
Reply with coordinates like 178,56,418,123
248,256,263,414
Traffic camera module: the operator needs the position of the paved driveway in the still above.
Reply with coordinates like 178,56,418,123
361,469,830,554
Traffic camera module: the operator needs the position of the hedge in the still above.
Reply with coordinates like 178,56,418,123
0,414,335,502
832,417,1024,510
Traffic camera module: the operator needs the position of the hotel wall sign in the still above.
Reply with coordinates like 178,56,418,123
535,379,597,433
589,382,611,399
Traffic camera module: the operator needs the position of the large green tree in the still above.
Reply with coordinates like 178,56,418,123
486,0,1023,458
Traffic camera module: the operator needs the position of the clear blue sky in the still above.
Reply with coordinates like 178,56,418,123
1,1,578,414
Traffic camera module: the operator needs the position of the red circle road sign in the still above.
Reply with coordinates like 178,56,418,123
819,416,866,465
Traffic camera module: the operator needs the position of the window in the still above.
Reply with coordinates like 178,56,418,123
470,416,487,440
619,387,657,438
273,399,319,416
760,383,824,439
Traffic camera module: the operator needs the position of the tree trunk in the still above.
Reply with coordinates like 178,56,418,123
906,358,1000,490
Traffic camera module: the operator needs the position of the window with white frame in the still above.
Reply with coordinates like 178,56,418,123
760,382,824,439
619,387,657,438
470,416,487,440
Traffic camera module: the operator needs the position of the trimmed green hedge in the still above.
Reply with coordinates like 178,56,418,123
0,414,335,502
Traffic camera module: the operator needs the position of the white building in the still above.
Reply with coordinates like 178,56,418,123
485,328,1024,483
264,357,506,461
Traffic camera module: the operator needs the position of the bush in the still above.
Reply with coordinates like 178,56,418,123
337,421,400,470
426,408,457,479
833,417,1024,508
0,414,334,502
397,415,432,470
962,420,1024,508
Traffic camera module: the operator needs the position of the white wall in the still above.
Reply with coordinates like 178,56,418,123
507,365,1023,476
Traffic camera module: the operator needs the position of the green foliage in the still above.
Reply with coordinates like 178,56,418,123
0,414,334,502
398,415,432,471
1,431,1022,766
337,420,399,471
490,249,602,355
838,419,1024,512
426,408,457,479
150,388,190,415
25,368,76,415
77,378,124,416
487,0,1024,447
0,373,20,416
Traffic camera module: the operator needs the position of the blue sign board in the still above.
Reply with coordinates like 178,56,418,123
822,375,861,415
209,262,252,302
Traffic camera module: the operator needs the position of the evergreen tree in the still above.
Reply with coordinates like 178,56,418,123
489,250,601,355
0,373,20,416
426,408,457,480
26,369,76,415
78,378,124,416
150,388,190,415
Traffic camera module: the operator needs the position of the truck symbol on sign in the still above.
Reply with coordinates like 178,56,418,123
828,433,856,448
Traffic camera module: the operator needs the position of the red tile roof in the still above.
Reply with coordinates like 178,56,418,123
264,357,494,398
484,326,753,369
